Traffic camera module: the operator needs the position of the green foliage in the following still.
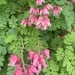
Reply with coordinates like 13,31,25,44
64,32,75,45
0,0,75,75
6,67,15,75
0,0,7,5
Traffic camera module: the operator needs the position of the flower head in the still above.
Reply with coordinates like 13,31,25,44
41,49,50,59
53,6,62,16
21,19,32,27
14,69,24,75
36,0,45,5
29,14,37,24
36,16,51,30
45,4,53,10
30,7,39,15
40,8,49,15
9,54,21,66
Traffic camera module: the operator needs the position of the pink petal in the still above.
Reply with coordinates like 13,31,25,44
39,55,47,68
42,49,50,59
14,69,24,75
53,6,62,16
43,7,49,15
37,63,42,71
28,51,35,60
71,0,75,2
30,7,34,13
31,65,39,73
36,0,45,5
10,54,17,66
40,58,47,68
45,4,53,10
33,53,39,66
21,19,25,25
16,64,22,70
29,68,34,75
21,19,28,27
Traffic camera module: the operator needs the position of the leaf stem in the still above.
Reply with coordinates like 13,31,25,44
20,37,26,74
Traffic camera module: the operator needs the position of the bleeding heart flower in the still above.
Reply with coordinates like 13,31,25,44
39,55,47,68
53,6,62,16
30,7,39,15
29,68,34,75
36,15,51,30
42,49,50,59
28,51,35,60
9,54,21,66
36,0,45,5
45,4,53,10
33,53,39,66
30,65,40,74
40,8,49,15
29,14,37,24
16,64,22,70
14,69,24,75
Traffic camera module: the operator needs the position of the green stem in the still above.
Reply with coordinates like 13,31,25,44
20,37,26,74
38,41,40,54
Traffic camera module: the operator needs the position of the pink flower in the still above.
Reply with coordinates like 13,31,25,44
31,65,40,74
41,49,50,59
29,14,37,24
39,55,47,68
45,4,53,10
24,68,29,75
40,8,49,15
33,53,39,66
36,0,45,5
21,19,28,27
14,69,24,75
30,7,39,15
53,6,62,16
71,0,75,3
29,68,34,75
21,19,31,27
9,54,21,66
16,64,22,70
36,16,51,30
28,51,35,60
37,63,42,73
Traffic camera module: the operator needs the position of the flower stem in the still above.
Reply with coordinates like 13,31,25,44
20,37,26,74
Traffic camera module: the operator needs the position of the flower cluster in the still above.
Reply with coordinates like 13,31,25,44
9,49,50,75
9,54,24,75
21,0,62,30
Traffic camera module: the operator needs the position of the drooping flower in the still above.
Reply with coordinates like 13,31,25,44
36,16,51,30
29,14,37,24
53,6,62,16
16,64,22,70
14,69,24,75
32,53,39,66
29,68,34,75
39,55,47,68
28,51,35,60
41,49,50,59
21,19,29,27
30,65,40,74
9,54,21,66
36,0,45,5
45,4,53,10
30,7,39,15
40,8,49,15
